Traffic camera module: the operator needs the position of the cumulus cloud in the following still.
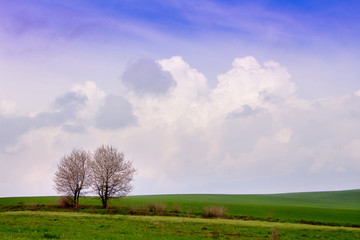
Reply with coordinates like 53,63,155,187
158,56,209,100
1,56,360,196
61,124,87,134
95,95,136,130
53,92,88,113
212,56,296,115
121,56,359,194
121,58,176,95
275,128,292,144
0,81,104,153
70,81,106,119
0,100,17,115
0,115,32,152
32,92,88,128
222,111,273,155
227,105,261,119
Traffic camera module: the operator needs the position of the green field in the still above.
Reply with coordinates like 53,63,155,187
1,190,359,239
1,190,359,226
1,211,360,239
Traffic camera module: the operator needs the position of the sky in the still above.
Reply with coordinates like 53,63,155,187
1,0,360,197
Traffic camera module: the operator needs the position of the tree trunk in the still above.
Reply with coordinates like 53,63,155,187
101,197,107,209
73,194,77,208
76,192,80,208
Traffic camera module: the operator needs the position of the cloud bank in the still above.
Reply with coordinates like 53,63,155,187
1,56,359,196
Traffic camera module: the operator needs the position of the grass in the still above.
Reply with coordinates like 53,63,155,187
118,190,360,226
1,211,359,239
1,190,360,227
1,190,360,239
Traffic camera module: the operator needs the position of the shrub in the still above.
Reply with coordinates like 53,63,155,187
186,209,192,218
58,196,74,208
129,205,137,215
149,203,167,215
140,204,150,215
202,206,227,218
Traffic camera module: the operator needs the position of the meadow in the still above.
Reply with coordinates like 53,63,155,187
0,190,359,239
1,211,360,239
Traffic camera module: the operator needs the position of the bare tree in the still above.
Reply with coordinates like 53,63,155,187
53,148,90,207
90,145,136,208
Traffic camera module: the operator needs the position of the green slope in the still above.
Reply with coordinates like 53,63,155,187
1,190,359,226
123,189,360,210
118,190,360,226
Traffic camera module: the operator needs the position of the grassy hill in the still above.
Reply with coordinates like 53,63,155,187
1,190,359,227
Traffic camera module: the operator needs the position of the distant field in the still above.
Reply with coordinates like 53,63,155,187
1,190,359,227
120,190,360,226
1,211,359,239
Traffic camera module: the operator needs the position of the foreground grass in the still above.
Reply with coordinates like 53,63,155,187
1,211,360,239
1,190,359,227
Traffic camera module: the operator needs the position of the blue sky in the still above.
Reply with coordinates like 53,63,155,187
1,0,360,197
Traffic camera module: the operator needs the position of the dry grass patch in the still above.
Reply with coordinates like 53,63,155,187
57,196,73,208
149,203,167,215
203,206,227,218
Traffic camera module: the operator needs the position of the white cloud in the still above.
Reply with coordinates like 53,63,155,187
1,56,360,197
112,56,303,193
0,100,17,115
123,56,360,193
158,56,209,100
275,128,292,143
211,56,296,116
71,81,106,119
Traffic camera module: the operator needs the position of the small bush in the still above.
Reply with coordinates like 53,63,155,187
186,210,192,218
155,203,167,215
29,204,39,211
172,203,182,213
129,205,137,215
58,196,74,208
202,206,227,218
149,203,167,215
148,203,156,213
140,204,150,215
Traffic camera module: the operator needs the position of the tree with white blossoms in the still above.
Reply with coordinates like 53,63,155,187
90,145,136,208
53,148,90,207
